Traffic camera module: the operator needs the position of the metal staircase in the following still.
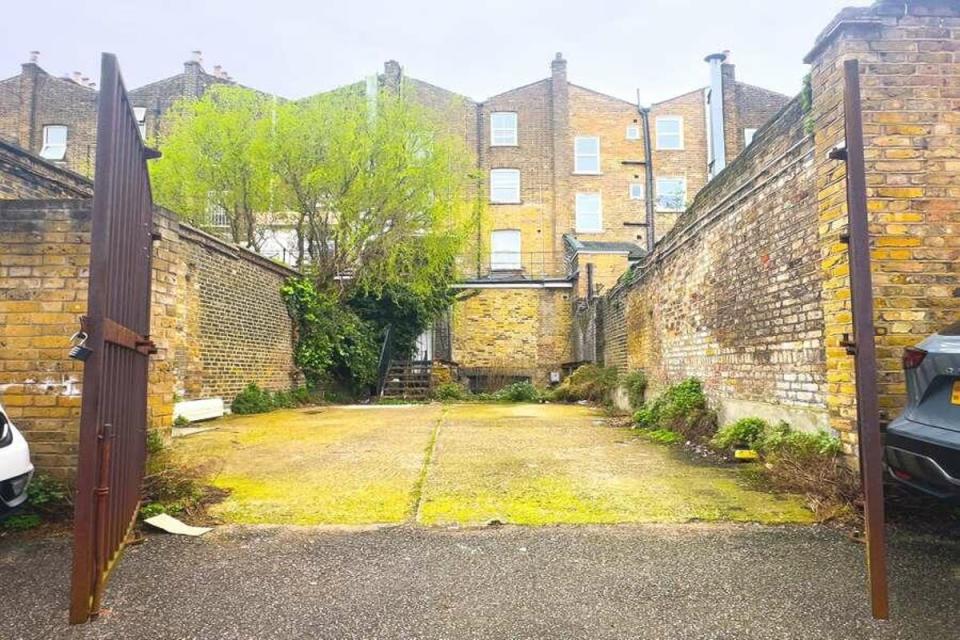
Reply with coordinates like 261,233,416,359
380,360,433,400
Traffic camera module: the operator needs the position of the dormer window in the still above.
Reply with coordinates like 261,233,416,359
133,107,147,140
40,125,67,160
490,112,518,146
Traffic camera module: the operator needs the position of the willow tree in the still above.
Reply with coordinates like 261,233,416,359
150,85,274,250
269,89,476,300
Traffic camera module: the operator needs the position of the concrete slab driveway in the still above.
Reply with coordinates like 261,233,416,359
3,403,959,639
175,403,812,526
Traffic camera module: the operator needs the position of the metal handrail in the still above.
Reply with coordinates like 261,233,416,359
376,325,394,397
457,251,569,280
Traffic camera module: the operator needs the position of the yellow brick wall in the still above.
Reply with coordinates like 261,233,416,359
808,1,960,456
451,286,573,382
565,86,650,248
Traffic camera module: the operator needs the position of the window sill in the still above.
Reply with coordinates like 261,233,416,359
572,171,602,176
490,144,519,148
575,229,605,234
655,147,685,152
490,201,523,205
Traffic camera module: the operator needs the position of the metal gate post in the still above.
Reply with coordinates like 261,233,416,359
836,58,890,621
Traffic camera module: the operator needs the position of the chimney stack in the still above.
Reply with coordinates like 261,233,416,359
551,52,567,78
704,51,728,177
383,60,402,93
28,50,39,64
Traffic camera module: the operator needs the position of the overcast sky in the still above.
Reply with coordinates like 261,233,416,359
2,0,869,104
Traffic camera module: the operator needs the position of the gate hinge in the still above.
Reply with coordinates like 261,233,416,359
840,332,857,356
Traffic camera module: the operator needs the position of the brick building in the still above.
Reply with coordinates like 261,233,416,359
0,47,788,387
0,51,235,177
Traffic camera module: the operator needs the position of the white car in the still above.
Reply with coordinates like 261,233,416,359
0,403,33,513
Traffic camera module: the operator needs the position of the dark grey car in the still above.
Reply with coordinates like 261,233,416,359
885,321,960,499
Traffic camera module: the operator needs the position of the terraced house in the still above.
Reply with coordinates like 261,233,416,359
0,49,788,388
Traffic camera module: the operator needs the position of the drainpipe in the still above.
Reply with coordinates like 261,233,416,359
639,106,656,253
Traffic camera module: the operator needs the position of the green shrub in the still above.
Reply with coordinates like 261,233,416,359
551,365,619,403
433,382,469,402
623,371,648,410
711,417,769,450
173,415,191,428
147,428,166,454
636,428,683,445
494,381,541,403
26,474,71,518
759,423,843,458
630,378,718,442
231,383,275,415
1,514,41,531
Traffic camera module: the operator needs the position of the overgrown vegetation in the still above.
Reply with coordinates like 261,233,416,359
154,84,479,402
550,365,619,403
632,378,718,443
230,383,313,415
0,473,72,532
623,370,647,410
494,381,541,403
711,417,768,450
140,429,222,522
432,382,469,402
637,401,858,521
801,73,815,135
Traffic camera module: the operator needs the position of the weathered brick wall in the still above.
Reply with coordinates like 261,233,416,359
0,139,93,199
592,97,828,430
0,200,300,480
0,200,90,478
178,223,300,399
451,286,573,382
807,0,960,455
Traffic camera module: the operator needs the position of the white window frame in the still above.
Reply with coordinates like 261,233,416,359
744,127,758,148
489,169,521,204
655,177,687,212
655,116,684,150
490,229,522,271
574,136,601,174
39,125,67,160
133,107,147,140
626,124,641,140
575,192,603,233
490,112,518,146
629,182,644,200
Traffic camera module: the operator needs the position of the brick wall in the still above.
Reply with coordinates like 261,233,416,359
0,139,93,199
587,97,829,431
806,0,960,455
451,286,573,383
0,199,300,480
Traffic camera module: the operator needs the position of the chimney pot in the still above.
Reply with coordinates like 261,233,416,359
191,50,202,63
28,51,39,64
551,52,567,75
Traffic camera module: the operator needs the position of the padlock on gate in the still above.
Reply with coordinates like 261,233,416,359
69,331,93,361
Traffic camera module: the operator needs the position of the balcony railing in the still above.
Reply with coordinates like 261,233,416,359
457,251,569,281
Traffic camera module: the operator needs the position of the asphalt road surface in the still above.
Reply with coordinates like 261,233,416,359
3,523,958,639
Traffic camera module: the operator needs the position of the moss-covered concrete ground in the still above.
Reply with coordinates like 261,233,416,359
173,403,813,526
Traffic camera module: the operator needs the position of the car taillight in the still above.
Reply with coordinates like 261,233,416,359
902,347,927,370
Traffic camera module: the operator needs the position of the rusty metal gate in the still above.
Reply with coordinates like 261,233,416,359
834,58,889,620
69,53,160,624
